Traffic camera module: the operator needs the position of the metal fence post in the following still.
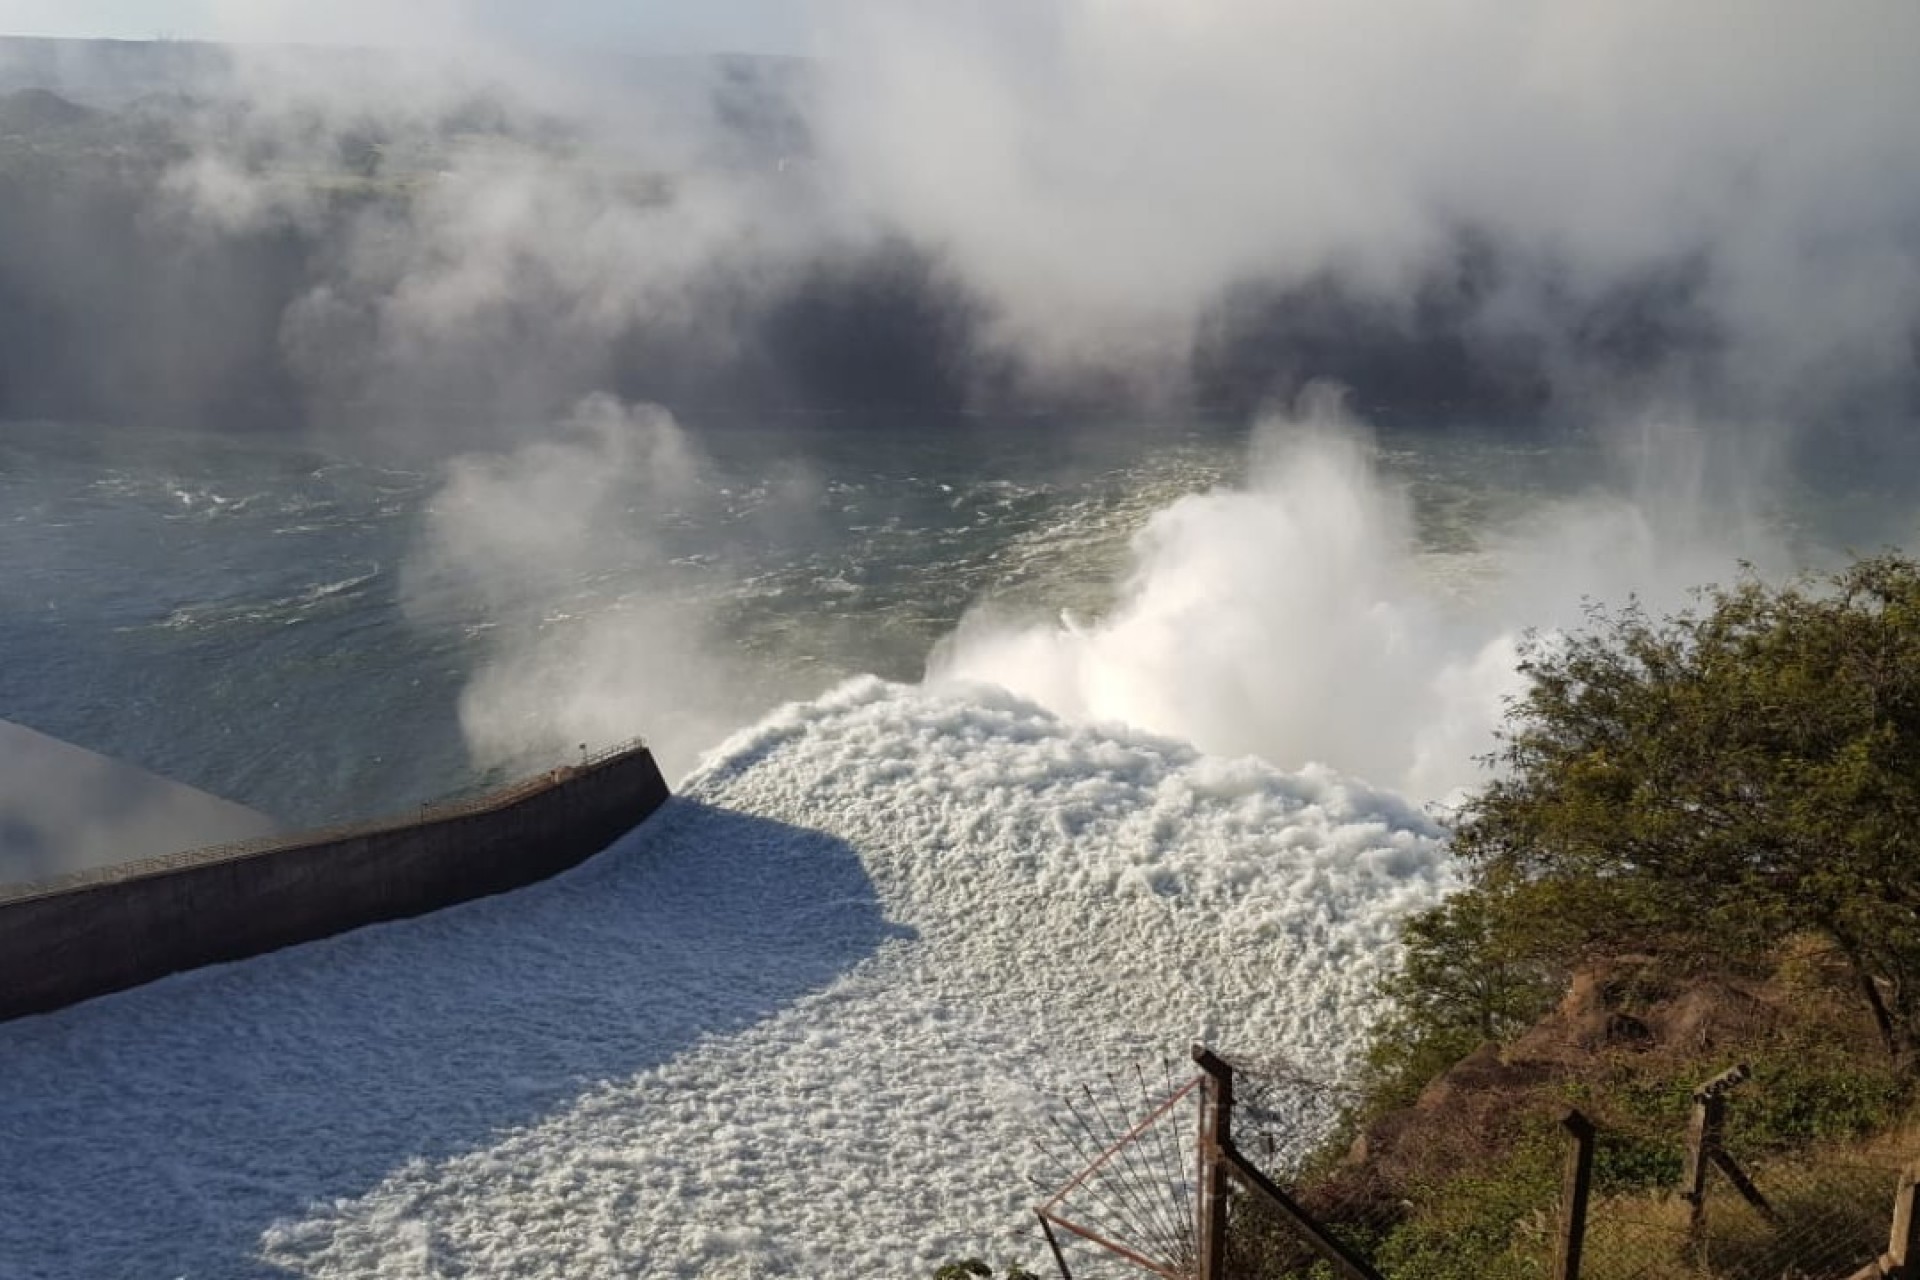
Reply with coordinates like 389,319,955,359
1193,1045,1234,1280
1034,1209,1075,1280
1556,1109,1597,1280
1683,1091,1723,1237
1684,1063,1750,1242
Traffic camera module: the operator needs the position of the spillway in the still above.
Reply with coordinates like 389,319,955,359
0,679,1452,1278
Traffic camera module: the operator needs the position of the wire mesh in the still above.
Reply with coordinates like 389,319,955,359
1586,1146,1908,1280
1030,1050,1914,1280
1220,1160,1403,1280
1215,1065,1409,1280
1030,1062,1206,1280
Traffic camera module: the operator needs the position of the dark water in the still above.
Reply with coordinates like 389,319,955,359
4,411,1909,837
1,421,457,829
0,416,1232,829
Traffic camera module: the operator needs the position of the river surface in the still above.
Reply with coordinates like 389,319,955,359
0,409,1632,838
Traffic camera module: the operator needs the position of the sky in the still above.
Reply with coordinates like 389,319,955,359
0,0,810,55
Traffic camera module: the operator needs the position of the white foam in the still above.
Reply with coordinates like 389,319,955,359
0,679,1451,1278
929,398,1791,802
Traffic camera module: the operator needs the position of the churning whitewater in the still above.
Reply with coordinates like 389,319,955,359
0,678,1452,1279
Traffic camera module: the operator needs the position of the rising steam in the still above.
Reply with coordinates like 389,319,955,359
100,0,1920,425
930,387,1792,799
402,395,753,779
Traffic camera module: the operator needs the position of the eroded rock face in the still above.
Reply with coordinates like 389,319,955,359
1648,981,1778,1053
0,718,278,884
1415,1040,1554,1111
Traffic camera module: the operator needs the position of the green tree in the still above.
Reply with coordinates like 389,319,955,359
1447,553,1920,1069
1362,889,1564,1110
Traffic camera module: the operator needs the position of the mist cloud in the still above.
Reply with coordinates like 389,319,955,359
402,395,753,779
9,4,1919,788
174,5,1920,789
928,387,1794,799
811,0,1920,411
11,3,1918,430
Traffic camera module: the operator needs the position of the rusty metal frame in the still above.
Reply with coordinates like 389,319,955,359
1033,1073,1204,1279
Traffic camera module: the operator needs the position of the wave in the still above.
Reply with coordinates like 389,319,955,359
148,567,382,633
0,678,1451,1277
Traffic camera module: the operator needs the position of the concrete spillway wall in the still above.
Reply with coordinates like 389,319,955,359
0,743,671,1022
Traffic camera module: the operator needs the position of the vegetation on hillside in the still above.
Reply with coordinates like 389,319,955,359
1309,552,1920,1278
1404,551,1920,1080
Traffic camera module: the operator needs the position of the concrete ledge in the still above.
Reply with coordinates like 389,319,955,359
0,742,671,1021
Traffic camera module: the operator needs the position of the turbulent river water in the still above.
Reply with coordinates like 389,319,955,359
0,408,1639,830
3,414,1203,823
2,406,1915,1277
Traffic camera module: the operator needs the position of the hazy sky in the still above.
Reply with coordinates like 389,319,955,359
0,0,809,54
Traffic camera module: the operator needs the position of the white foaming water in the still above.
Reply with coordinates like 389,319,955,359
930,395,1790,800
0,679,1451,1278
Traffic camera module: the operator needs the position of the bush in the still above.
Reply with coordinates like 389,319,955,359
1367,1123,1562,1280
1294,555,1920,1280
1448,553,1920,1070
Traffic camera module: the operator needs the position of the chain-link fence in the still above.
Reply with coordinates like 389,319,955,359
1218,1157,1416,1280
1583,1127,1913,1279
1027,1048,1917,1280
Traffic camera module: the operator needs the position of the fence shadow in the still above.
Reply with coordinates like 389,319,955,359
0,798,908,1279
